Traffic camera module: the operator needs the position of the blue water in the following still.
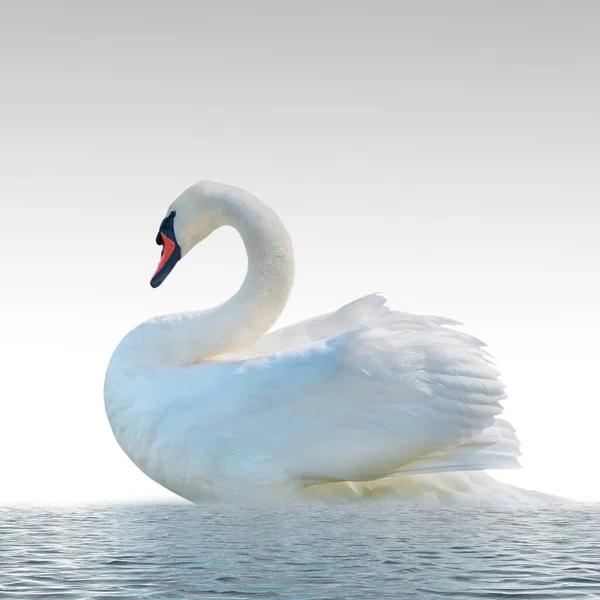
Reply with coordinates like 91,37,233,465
1,503,599,599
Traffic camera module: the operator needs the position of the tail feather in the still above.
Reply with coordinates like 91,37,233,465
393,418,521,476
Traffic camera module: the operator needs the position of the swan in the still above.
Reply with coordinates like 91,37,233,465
104,181,521,503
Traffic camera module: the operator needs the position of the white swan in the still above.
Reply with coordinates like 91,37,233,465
104,181,520,503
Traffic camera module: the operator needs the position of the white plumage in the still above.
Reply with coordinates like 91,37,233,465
104,181,520,503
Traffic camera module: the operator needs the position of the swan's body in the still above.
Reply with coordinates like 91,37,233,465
104,181,520,502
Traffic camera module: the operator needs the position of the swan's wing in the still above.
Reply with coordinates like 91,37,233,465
223,294,392,359
208,314,520,485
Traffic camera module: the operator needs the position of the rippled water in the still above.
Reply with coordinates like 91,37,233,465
1,503,599,599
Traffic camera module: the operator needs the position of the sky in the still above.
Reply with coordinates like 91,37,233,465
1,1,599,504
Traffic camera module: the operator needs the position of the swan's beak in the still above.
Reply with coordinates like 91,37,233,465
151,212,182,288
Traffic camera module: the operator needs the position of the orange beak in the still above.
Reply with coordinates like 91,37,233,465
151,233,177,283
150,211,181,288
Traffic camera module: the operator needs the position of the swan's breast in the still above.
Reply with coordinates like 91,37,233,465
104,360,291,499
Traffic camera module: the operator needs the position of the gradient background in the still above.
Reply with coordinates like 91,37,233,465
1,1,598,503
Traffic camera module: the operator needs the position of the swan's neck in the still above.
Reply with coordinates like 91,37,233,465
202,190,295,357
114,188,294,371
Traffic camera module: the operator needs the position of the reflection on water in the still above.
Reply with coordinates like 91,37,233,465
1,503,599,599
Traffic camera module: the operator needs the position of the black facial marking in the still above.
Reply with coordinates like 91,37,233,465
156,211,176,245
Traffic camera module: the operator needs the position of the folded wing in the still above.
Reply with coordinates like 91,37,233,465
214,298,520,484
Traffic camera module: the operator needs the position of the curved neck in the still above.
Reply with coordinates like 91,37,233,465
115,188,294,371
199,190,295,358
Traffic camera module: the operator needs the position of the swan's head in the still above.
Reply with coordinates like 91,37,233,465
150,182,223,288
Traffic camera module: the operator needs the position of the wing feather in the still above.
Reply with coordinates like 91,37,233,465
209,301,520,485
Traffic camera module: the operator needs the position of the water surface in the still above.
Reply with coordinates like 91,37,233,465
1,503,599,599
